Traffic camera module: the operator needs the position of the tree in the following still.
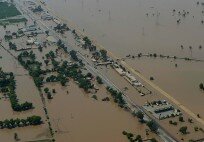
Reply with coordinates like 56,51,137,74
199,83,204,90
150,76,154,81
44,59,49,66
136,110,144,121
179,126,188,134
44,87,49,93
150,138,158,142
179,116,184,122
135,135,142,142
147,120,158,132
96,76,103,84
52,89,56,93
100,49,107,61
38,46,43,52
45,30,49,36
14,133,19,141
70,50,78,61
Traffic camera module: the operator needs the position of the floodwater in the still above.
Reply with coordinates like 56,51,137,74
0,24,160,141
46,0,204,116
45,82,159,142
0,47,49,141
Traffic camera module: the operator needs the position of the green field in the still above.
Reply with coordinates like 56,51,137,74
0,18,27,25
0,2,21,19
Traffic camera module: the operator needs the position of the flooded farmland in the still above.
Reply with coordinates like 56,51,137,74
1,0,204,141
46,0,204,116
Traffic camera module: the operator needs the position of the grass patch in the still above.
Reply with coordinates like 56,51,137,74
0,2,21,19
0,18,27,26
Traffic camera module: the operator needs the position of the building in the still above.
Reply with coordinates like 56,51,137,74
115,68,125,76
26,38,35,45
46,36,57,43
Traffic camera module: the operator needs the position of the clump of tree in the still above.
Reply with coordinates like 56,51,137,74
18,51,44,88
150,76,154,81
45,51,56,59
70,50,78,61
100,49,108,61
54,23,69,33
106,86,126,108
82,36,96,52
122,131,143,142
146,120,158,132
57,39,68,53
199,83,204,90
51,60,93,92
0,115,42,129
44,87,52,99
8,42,17,50
0,69,33,111
169,120,177,125
96,76,103,84
179,116,185,122
179,126,188,134
4,34,12,40
92,95,98,100
32,5,43,13
135,110,144,122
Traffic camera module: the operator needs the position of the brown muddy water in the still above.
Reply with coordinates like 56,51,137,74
0,24,160,141
45,81,159,142
0,47,49,141
46,0,204,116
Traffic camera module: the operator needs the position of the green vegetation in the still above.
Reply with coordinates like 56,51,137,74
92,95,98,100
32,5,43,13
18,51,44,88
146,120,158,132
179,126,188,134
100,49,108,61
169,120,177,125
179,116,185,122
70,50,78,61
56,39,68,53
135,110,144,122
96,76,103,84
199,83,204,90
122,130,158,142
0,68,33,111
0,18,27,26
106,86,126,108
0,2,21,19
54,23,69,34
9,42,17,50
122,131,142,142
81,36,96,51
44,88,52,99
0,115,42,129
150,76,154,81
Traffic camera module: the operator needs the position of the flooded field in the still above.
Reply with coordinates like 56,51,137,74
46,0,204,116
45,82,159,142
1,0,204,141
0,47,49,142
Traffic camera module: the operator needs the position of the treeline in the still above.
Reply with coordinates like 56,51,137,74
55,61,93,92
18,51,44,88
122,130,158,142
0,115,42,129
0,68,33,111
106,86,126,108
